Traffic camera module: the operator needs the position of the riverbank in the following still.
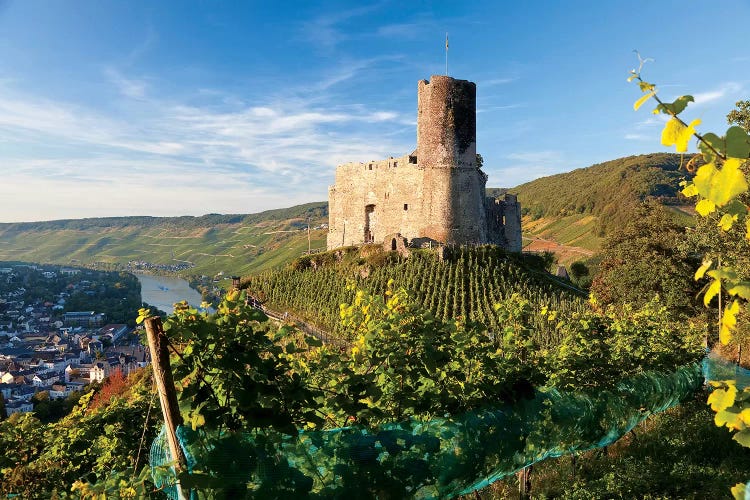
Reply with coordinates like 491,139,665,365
134,273,210,315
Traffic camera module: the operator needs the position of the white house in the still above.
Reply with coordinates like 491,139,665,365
90,362,109,383
49,383,75,399
5,399,33,416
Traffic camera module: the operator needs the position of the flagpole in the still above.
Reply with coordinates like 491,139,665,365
445,32,449,76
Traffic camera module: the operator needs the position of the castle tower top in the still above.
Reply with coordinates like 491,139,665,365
416,75,477,170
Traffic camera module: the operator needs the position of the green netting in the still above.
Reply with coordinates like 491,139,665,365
702,351,750,390
150,361,711,498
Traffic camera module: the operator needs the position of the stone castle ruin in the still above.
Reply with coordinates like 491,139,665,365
327,75,521,252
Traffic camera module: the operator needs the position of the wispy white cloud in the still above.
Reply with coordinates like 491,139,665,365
0,64,413,221
624,133,648,140
484,150,568,187
506,151,563,163
477,103,523,113
298,4,383,51
104,67,148,99
375,22,427,38
634,117,665,128
693,81,742,106
482,77,517,87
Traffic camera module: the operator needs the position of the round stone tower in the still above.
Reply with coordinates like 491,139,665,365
417,75,488,244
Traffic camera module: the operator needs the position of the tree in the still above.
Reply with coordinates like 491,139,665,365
727,100,750,132
590,201,700,317
569,260,591,287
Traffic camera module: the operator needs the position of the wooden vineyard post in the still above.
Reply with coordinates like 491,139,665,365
517,465,533,499
145,316,189,500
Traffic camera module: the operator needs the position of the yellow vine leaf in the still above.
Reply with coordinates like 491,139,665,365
662,118,685,148
704,278,721,307
708,382,737,412
720,300,741,344
695,199,716,216
718,213,739,231
694,259,713,280
634,91,655,110
694,159,749,209
747,219,750,240
732,482,747,500
715,407,743,429
661,118,700,152
681,182,698,197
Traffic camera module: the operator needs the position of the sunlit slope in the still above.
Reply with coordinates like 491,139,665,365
502,153,695,263
0,153,697,274
0,203,328,276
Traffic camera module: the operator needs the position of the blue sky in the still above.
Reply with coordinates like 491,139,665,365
1,0,749,222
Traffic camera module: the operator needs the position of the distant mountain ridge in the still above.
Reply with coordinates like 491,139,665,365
0,202,329,277
0,202,328,231
0,153,693,273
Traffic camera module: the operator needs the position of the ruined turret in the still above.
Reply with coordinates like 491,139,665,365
326,75,521,251
417,76,487,244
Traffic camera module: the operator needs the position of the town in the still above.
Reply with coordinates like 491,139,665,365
0,263,147,419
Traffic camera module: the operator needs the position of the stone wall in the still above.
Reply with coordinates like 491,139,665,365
327,154,425,249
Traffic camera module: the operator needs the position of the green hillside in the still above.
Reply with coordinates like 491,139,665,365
503,153,696,263
244,245,587,343
0,153,697,276
0,202,328,277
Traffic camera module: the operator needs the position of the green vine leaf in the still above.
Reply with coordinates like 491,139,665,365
654,95,694,115
727,284,750,300
733,429,750,448
726,126,750,158
699,132,724,163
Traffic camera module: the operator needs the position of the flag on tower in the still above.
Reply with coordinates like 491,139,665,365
446,33,449,50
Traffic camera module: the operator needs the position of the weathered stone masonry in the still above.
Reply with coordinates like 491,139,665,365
327,75,521,252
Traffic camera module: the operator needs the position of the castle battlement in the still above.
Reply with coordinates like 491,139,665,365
327,75,521,251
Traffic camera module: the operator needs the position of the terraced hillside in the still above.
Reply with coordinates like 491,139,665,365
244,245,587,344
0,203,328,277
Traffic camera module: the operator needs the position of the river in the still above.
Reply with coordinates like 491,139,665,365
135,274,209,314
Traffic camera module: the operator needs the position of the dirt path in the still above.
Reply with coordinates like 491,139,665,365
523,236,594,263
